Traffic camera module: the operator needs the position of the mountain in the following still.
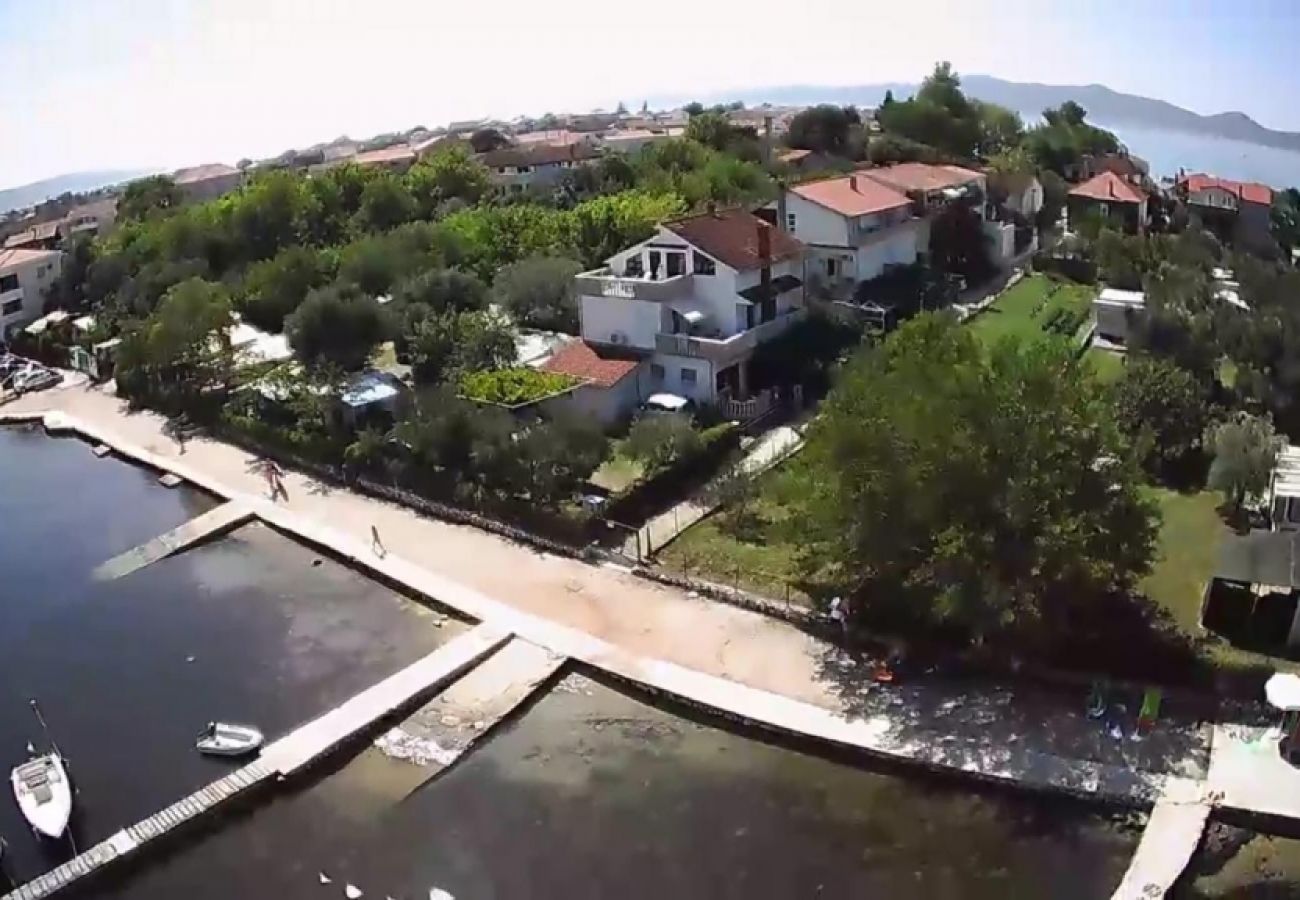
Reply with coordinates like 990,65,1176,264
0,170,154,215
660,76,1300,155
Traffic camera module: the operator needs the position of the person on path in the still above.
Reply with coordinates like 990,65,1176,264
829,596,848,640
371,524,386,558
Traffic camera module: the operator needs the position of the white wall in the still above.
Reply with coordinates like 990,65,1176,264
579,295,664,350
783,193,849,247
650,353,715,402
852,227,921,281
0,251,62,338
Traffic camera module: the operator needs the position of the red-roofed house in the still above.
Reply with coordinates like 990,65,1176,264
781,173,920,290
1067,171,1149,235
571,208,806,417
1176,173,1275,252
538,339,650,424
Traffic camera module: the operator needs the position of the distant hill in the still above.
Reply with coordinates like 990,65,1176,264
659,76,1300,155
0,170,154,215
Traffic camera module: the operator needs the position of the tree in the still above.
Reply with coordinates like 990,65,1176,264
469,128,510,153
1114,357,1211,477
785,105,861,156
53,234,97,310
404,309,514,385
516,413,608,506
1205,412,1283,513
1024,104,1120,176
118,176,183,222
624,415,703,472
1271,187,1300,255
928,199,992,282
493,256,582,332
115,278,235,404
405,146,491,217
393,268,488,315
685,111,753,154
237,246,329,332
229,169,314,262
354,174,415,232
285,285,388,371
794,314,1157,645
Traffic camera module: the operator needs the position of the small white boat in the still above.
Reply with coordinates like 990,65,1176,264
196,722,264,757
11,753,72,839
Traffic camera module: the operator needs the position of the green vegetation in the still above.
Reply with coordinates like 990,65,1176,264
1139,487,1227,638
1087,348,1125,383
459,368,579,406
967,274,1095,346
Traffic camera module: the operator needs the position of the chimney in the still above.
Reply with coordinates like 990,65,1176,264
757,221,772,263
850,175,859,193
762,115,774,168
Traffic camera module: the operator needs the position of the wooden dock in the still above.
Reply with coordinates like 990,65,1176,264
1110,784,1212,899
92,501,253,581
1,625,508,900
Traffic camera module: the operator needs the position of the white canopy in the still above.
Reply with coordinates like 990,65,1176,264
1266,672,1300,710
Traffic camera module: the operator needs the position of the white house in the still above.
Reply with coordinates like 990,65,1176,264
0,247,62,341
549,208,806,422
783,173,922,291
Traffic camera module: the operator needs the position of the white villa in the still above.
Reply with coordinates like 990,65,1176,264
0,247,63,341
545,208,806,422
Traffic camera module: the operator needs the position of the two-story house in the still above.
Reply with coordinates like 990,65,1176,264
782,173,921,293
0,247,63,341
480,143,602,192
1067,171,1149,235
547,208,805,422
1176,173,1274,253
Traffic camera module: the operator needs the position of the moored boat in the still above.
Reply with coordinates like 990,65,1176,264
11,753,72,839
196,722,264,757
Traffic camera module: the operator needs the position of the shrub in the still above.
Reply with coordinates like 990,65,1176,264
459,368,579,406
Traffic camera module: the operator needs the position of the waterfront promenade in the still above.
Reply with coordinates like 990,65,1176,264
4,383,1299,896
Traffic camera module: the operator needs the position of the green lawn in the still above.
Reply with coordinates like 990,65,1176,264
589,449,646,494
1139,487,1228,636
1087,347,1126,383
967,274,1096,347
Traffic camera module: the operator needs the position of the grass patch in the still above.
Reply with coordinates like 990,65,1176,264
1087,347,1126,383
968,274,1096,347
657,467,813,604
589,450,645,493
1140,486,1228,636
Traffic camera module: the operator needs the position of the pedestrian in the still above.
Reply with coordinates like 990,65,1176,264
829,596,848,640
371,524,386,558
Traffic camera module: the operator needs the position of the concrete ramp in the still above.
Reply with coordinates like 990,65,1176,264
1111,787,1211,899
92,501,252,581
374,637,564,790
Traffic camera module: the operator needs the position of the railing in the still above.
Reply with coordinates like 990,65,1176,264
575,270,693,302
654,309,806,364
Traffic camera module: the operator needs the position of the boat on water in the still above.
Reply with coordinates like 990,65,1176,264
10,753,72,839
196,722,264,757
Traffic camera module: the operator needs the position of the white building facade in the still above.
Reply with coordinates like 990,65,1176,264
0,247,62,340
566,209,806,414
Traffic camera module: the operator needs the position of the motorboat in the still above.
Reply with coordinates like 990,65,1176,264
10,753,72,839
196,722,264,757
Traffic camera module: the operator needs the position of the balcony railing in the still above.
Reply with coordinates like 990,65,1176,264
575,269,693,303
654,309,805,364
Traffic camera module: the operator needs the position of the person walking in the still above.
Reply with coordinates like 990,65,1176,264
370,524,386,558
829,596,849,640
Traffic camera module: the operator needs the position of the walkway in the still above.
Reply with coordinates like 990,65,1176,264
624,424,804,558
92,500,252,580
1111,782,1213,899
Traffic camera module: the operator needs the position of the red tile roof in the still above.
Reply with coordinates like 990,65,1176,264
790,174,912,218
862,162,984,194
541,340,642,388
1069,171,1147,204
1180,173,1272,206
664,207,803,271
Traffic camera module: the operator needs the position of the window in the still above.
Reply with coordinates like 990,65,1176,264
692,253,716,276
517,165,532,174
680,368,697,385
666,252,685,278
786,212,797,233
650,363,665,380
826,258,839,278
1,297,21,316
0,274,17,293
624,255,644,278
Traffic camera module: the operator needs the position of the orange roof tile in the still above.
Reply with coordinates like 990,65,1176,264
861,162,983,194
664,208,803,271
1180,173,1272,206
791,174,912,218
1069,171,1147,205
541,340,642,388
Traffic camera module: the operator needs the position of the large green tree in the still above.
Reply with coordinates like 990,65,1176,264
1205,412,1284,512
794,314,1157,644
237,246,331,332
285,285,388,371
492,256,583,332
114,278,235,403
118,175,184,222
1113,357,1211,477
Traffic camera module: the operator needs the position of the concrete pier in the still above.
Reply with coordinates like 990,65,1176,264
92,501,253,581
1110,783,1212,899
1,625,509,900
374,637,564,790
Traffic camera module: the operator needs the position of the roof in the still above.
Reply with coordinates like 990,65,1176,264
777,148,812,164
1097,288,1146,307
663,207,803,271
1180,173,1273,206
351,145,416,167
862,163,984,194
173,163,240,184
541,340,642,388
738,274,803,303
1069,171,1147,205
341,371,404,408
791,174,912,218
1214,529,1300,589
481,143,602,168
3,221,61,248
0,246,60,270
603,128,682,143
513,129,587,147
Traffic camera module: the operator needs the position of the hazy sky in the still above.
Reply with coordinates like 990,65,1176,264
3,0,1299,189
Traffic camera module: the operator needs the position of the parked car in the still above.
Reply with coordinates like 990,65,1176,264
12,367,61,394
642,393,694,416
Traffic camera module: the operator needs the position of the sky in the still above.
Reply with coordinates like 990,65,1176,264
3,0,1300,189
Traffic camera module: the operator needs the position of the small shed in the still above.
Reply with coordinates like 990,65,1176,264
1206,529,1300,648
338,371,408,428
1094,288,1145,344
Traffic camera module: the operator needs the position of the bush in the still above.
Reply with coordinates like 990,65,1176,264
459,368,579,406
624,415,704,473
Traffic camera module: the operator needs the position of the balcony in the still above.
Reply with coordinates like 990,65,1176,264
575,269,693,303
655,309,805,365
